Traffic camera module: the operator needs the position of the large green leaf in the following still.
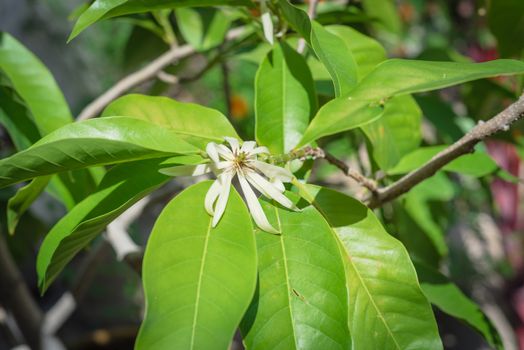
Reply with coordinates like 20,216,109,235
415,262,503,349
7,176,50,235
350,59,524,101
0,117,199,189
277,0,311,43
70,0,251,40
175,7,231,51
36,156,201,292
241,199,351,349
255,42,317,154
388,146,499,177
362,95,422,170
300,185,442,350
325,25,387,79
136,181,257,350
310,21,357,97
488,0,524,57
298,98,383,147
102,94,238,149
0,32,72,135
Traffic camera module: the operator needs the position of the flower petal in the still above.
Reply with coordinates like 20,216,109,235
206,143,220,163
238,173,279,234
159,164,211,177
250,146,270,156
214,161,234,170
245,171,296,210
224,137,240,154
241,141,257,153
216,144,235,161
204,179,222,215
252,160,293,182
212,171,233,227
271,178,285,192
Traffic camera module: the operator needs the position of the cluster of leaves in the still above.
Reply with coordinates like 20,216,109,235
1,0,524,349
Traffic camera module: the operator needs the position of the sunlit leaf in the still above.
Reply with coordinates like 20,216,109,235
136,181,257,350
36,156,201,292
256,42,317,154
0,117,199,189
102,94,239,149
70,0,252,40
241,199,351,349
298,185,443,350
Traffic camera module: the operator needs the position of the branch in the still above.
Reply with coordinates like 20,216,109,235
77,27,247,121
366,92,524,208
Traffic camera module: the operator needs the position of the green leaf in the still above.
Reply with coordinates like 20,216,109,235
7,176,50,235
310,21,358,96
36,156,200,292
299,185,443,350
350,59,524,101
0,32,72,135
404,172,455,257
298,97,383,147
70,0,251,41
488,0,524,57
362,95,422,170
361,0,402,36
277,0,311,44
415,261,503,349
175,8,231,51
0,82,41,150
388,146,499,177
241,200,351,349
0,117,199,189
102,94,238,149
255,42,317,154
325,25,387,79
136,181,257,350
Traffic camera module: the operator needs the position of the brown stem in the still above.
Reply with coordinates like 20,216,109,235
366,92,524,208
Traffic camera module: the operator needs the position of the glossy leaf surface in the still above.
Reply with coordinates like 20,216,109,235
241,199,351,350
256,42,317,153
36,157,200,292
136,181,257,350
102,94,238,149
70,0,251,40
0,117,199,188
301,185,443,350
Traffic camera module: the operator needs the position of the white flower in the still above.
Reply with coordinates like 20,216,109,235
161,137,296,233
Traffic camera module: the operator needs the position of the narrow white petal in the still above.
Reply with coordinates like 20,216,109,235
214,161,234,170
245,171,296,210
249,146,270,156
260,0,274,45
241,141,257,153
212,172,233,227
204,180,222,215
206,143,220,163
159,164,211,177
224,137,240,153
271,178,285,192
253,160,293,182
216,144,235,160
238,174,279,233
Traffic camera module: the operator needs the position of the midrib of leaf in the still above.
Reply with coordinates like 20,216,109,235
189,219,213,349
311,199,402,350
274,205,299,350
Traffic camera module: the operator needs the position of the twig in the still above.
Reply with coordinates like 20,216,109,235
302,146,378,192
156,71,179,84
297,0,319,54
0,234,42,350
367,92,524,208
77,27,247,121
